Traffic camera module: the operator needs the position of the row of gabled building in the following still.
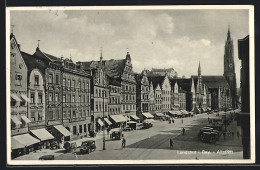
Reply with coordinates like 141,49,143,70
9,29,234,157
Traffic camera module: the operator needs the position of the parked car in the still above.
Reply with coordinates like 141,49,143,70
63,141,77,153
110,129,123,140
39,155,54,160
80,140,96,154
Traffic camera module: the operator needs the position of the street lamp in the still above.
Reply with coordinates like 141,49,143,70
102,90,106,150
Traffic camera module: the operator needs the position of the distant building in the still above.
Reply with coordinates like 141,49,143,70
148,68,178,78
107,76,121,116
135,70,150,119
148,77,162,114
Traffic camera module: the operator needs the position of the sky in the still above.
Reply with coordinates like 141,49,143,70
10,8,249,84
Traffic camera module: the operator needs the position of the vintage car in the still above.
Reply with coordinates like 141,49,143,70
110,128,123,140
200,132,218,144
79,140,96,154
63,141,77,153
38,155,54,160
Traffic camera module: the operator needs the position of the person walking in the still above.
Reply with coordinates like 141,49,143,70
181,119,184,124
122,137,126,149
182,128,185,135
169,138,173,149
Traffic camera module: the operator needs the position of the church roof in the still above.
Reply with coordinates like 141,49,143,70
191,75,230,89
169,78,192,93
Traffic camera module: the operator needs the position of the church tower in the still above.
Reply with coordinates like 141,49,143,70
223,27,237,109
196,61,203,107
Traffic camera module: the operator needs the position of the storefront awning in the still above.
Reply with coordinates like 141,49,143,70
11,116,22,125
54,125,72,137
130,115,140,121
127,121,137,124
12,134,40,147
97,119,104,126
30,128,54,141
20,94,31,103
125,116,131,121
104,118,112,125
110,115,127,123
169,111,177,115
11,93,22,102
21,115,31,123
155,113,164,117
11,137,25,150
142,112,154,119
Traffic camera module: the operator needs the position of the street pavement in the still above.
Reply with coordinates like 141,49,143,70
14,112,243,160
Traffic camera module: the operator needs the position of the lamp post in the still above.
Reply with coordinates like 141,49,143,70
102,90,106,150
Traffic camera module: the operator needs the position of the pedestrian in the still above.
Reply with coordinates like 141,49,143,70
107,127,110,135
122,137,126,149
223,132,226,141
172,119,175,124
182,128,185,135
181,119,183,124
169,138,173,149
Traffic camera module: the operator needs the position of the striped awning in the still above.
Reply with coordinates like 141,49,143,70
11,116,22,125
142,112,154,119
21,115,31,123
20,94,31,103
11,93,22,102
97,119,104,126
104,118,112,125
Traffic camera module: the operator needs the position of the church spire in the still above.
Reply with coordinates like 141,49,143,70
198,61,201,76
100,47,103,62
227,26,231,41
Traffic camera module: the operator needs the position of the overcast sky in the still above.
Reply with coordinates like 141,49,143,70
10,8,249,84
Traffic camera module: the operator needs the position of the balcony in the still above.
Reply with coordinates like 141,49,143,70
11,127,28,136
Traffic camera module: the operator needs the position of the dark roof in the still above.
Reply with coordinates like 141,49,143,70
21,51,48,76
191,75,230,89
174,78,192,92
33,47,61,62
147,76,165,89
151,68,175,72
107,76,121,87
81,59,126,79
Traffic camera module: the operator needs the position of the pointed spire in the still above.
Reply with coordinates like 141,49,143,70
198,61,201,76
127,47,129,55
100,47,103,61
227,25,231,41
37,40,40,48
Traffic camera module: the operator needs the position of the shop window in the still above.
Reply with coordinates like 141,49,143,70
34,75,39,86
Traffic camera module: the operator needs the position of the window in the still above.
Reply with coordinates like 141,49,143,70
79,95,81,103
96,89,98,96
38,93,42,103
31,93,35,103
79,81,81,89
63,95,66,102
63,78,66,86
72,80,75,88
49,74,53,83
73,110,76,118
99,103,102,111
11,98,16,107
73,126,76,135
38,111,43,120
83,82,85,89
31,111,35,121
68,79,71,87
56,75,59,84
63,111,67,119
86,82,89,89
84,124,87,132
55,93,59,102
67,110,71,118
49,111,53,120
83,110,86,117
72,95,75,102
35,75,39,86
79,125,82,133
99,89,101,97
80,110,82,117
96,102,98,111
15,73,22,85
